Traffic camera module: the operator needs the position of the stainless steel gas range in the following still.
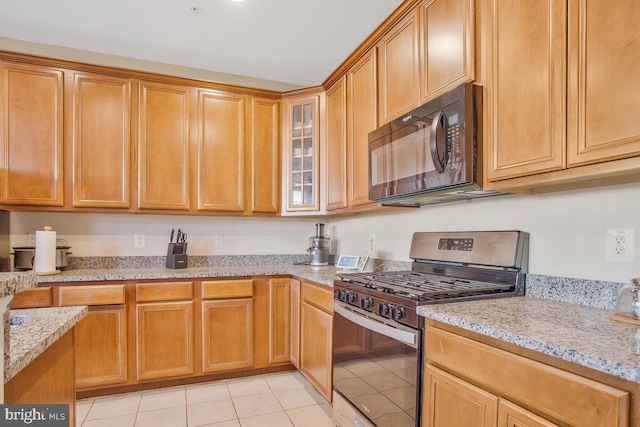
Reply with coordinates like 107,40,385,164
332,231,529,427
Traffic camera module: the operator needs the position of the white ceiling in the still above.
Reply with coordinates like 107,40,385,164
0,0,403,87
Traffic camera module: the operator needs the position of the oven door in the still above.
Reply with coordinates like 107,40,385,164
333,301,421,427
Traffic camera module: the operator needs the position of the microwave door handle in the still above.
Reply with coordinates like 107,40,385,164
429,110,448,172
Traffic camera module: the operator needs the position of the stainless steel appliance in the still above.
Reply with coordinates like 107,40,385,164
307,223,330,266
332,230,529,427
12,245,73,270
368,83,499,207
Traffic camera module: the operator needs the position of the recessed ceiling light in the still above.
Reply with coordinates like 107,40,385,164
230,0,244,2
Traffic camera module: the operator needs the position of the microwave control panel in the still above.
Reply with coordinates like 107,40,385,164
447,113,462,171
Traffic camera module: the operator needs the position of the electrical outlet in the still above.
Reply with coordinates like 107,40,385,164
605,228,635,262
134,234,146,248
214,234,224,247
27,232,35,246
369,234,376,250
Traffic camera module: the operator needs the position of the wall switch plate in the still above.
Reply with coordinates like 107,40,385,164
369,234,376,250
134,234,146,248
605,228,635,262
214,234,224,247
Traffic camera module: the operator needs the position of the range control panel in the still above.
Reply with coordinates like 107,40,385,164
438,238,474,251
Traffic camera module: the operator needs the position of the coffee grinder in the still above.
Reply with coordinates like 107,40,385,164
307,223,330,266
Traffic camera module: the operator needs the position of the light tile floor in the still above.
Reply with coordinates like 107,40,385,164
76,371,333,427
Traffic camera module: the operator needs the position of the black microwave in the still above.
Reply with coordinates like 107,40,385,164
368,83,497,207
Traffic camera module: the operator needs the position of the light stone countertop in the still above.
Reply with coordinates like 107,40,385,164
36,264,340,287
6,306,87,383
417,297,640,384
0,271,38,299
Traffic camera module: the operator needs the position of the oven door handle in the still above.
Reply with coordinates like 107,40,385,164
333,302,419,349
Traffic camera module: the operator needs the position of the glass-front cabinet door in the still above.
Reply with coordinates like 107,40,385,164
282,92,322,213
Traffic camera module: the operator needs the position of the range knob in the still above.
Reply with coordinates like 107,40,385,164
347,292,359,304
391,306,406,320
378,303,390,316
336,289,347,302
360,297,374,310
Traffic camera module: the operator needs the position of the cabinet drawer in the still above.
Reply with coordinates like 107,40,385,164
10,287,52,308
201,279,253,299
425,327,629,427
300,281,333,314
136,282,193,302
59,284,125,306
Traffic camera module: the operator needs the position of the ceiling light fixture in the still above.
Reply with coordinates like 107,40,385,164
230,0,244,2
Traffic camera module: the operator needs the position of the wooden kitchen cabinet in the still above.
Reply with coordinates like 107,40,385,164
299,281,333,401
9,287,52,309
0,61,64,207
268,278,291,364
197,89,246,212
137,81,191,211
485,0,640,189
58,284,128,389
201,279,254,372
136,281,194,380
249,96,280,213
423,364,498,427
377,7,421,124
72,72,131,208
325,76,348,211
281,90,323,214
289,278,301,367
483,0,567,181
419,0,475,103
423,326,630,427
347,48,379,210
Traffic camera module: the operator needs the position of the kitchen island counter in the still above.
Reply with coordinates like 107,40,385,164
0,271,38,298
418,296,640,384
6,306,87,382
35,264,340,287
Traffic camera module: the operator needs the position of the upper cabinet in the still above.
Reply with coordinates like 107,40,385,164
325,77,348,211
72,72,131,208
0,62,64,206
483,0,567,182
420,0,475,103
485,0,640,189
196,90,246,213
137,81,191,211
377,8,421,125
281,90,324,214
377,0,475,125
249,97,280,213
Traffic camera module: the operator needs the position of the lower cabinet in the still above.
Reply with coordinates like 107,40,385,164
268,278,291,365
299,281,333,401
423,326,630,427
58,284,128,390
135,281,195,381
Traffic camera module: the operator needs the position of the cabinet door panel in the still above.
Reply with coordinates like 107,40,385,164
421,0,475,101
326,77,348,211
498,399,559,427
0,63,63,206
423,364,498,427
567,0,640,166
250,97,279,213
197,90,245,212
137,82,190,210
73,73,130,207
202,299,253,372
268,278,290,364
137,301,194,380
484,0,567,181
300,301,332,401
348,49,379,208
75,305,128,388
378,9,420,124
290,279,301,367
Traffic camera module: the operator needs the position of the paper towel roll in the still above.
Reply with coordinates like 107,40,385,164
35,226,56,273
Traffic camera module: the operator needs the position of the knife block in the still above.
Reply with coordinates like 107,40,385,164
166,243,187,269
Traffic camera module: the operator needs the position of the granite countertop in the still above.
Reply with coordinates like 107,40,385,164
417,297,640,384
0,271,39,299
36,264,340,287
6,306,87,382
